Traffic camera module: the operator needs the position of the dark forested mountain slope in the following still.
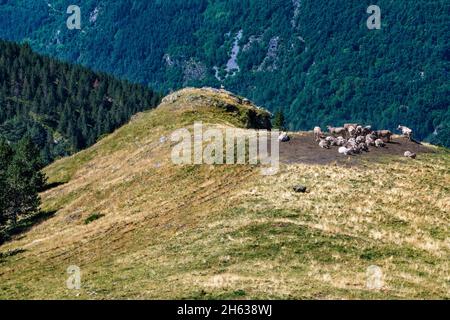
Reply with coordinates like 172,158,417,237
0,40,160,164
0,0,448,146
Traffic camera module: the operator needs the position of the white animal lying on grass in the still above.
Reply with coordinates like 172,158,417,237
375,139,385,148
278,132,290,142
404,151,417,159
338,146,353,155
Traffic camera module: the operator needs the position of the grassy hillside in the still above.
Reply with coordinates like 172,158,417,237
0,88,449,299
1,0,448,146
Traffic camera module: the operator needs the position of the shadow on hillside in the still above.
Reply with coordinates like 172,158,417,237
40,181,67,192
0,210,57,246
0,248,27,263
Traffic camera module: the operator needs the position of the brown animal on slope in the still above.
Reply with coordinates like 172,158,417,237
362,126,372,136
345,125,358,138
344,123,359,130
327,126,346,136
376,130,393,142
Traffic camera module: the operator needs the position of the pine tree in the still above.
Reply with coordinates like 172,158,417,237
4,136,46,224
0,137,13,226
273,109,286,131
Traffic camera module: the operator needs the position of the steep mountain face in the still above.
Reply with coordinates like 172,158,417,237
0,88,448,299
0,40,160,164
0,0,448,146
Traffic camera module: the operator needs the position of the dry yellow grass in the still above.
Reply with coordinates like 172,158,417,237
0,88,448,299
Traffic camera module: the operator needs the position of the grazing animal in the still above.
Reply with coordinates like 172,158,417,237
319,139,330,149
327,126,346,136
375,139,385,148
376,130,393,142
344,123,359,138
355,125,364,136
366,135,375,147
404,151,417,159
362,126,372,135
344,123,359,130
355,136,366,144
347,126,357,138
326,136,338,146
346,138,357,148
336,136,346,146
358,143,369,152
350,146,360,154
313,127,323,142
398,125,413,140
368,132,377,140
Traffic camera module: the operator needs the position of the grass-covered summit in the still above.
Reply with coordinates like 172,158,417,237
0,88,448,299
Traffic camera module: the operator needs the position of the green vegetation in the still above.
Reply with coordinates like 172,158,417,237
0,135,46,236
84,213,105,225
0,40,161,164
0,248,26,263
272,109,286,131
0,0,448,146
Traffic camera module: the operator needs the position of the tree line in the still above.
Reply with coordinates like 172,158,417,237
1,0,447,146
0,40,161,165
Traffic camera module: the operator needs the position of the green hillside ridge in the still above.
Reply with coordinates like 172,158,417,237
0,88,448,299
0,0,448,146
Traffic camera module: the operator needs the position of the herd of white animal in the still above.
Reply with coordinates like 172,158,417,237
313,124,415,158
277,124,416,158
